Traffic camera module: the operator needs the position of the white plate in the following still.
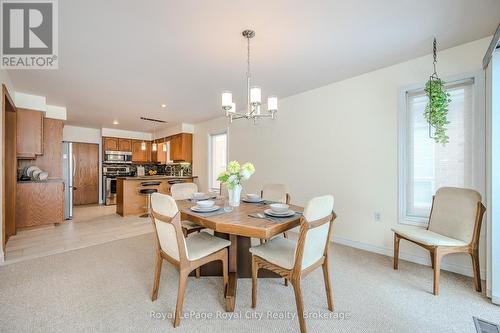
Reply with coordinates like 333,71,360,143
191,195,210,201
264,209,295,218
242,198,264,203
190,205,220,213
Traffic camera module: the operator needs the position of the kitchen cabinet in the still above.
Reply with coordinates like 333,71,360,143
131,139,151,163
118,138,132,152
103,137,119,151
16,108,44,159
170,133,192,162
16,181,64,228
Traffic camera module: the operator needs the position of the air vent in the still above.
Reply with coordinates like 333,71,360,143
474,317,500,333
140,116,167,123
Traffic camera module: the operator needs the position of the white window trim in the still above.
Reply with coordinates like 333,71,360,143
207,129,229,193
398,71,485,227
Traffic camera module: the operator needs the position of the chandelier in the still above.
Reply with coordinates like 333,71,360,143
221,29,278,124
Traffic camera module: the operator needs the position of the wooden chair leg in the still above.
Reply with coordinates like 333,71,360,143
259,239,264,245
430,249,435,269
393,234,400,270
471,249,482,292
174,270,188,328
151,251,162,301
433,248,441,296
283,231,288,238
292,278,307,333
322,260,334,311
251,256,258,308
222,252,228,295
284,278,288,286
195,267,201,278
182,228,187,238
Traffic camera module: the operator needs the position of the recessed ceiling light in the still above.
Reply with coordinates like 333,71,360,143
113,120,119,125
161,104,166,108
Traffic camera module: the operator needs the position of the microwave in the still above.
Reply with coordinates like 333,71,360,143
104,151,132,164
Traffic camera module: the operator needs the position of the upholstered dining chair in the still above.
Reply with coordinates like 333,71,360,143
150,193,230,328
170,183,204,237
260,184,291,245
250,195,336,333
392,187,485,296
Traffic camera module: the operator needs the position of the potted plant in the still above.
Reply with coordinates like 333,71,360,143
217,161,255,207
424,77,451,145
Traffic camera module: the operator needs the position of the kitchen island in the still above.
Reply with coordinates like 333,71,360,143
116,176,198,216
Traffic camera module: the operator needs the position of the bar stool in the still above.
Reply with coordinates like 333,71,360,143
140,181,161,218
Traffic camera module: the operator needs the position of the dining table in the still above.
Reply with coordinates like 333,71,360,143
177,198,304,312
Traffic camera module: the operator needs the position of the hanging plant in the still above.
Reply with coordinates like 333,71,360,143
424,38,451,145
424,78,451,145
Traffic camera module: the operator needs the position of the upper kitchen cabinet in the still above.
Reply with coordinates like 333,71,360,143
17,108,44,159
170,133,192,162
102,137,119,151
131,139,151,163
118,138,132,152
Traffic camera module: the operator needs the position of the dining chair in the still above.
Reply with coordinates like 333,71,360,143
260,184,291,244
392,187,485,295
170,183,204,237
150,193,230,328
250,195,336,333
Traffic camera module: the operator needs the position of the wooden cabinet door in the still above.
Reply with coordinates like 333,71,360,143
132,140,144,162
169,133,192,162
118,138,132,152
103,137,119,151
73,143,99,205
16,182,64,228
16,108,43,159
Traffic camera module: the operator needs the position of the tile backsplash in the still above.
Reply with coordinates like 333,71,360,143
135,163,192,177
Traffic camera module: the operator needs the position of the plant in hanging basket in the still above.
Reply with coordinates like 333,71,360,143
424,78,451,145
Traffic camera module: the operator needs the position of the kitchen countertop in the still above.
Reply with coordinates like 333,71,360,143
117,175,198,180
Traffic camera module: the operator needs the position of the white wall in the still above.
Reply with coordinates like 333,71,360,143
0,70,14,261
101,128,152,141
154,123,194,140
193,37,491,278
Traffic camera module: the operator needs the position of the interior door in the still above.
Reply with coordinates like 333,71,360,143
73,143,99,205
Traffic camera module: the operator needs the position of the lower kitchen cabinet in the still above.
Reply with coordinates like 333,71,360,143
16,181,64,229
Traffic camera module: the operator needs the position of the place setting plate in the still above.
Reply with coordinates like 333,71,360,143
190,205,221,213
242,194,265,204
263,208,296,218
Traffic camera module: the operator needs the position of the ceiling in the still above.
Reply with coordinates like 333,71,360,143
7,0,500,132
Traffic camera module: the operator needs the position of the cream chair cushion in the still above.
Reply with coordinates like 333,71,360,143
185,232,231,261
428,187,481,244
170,182,198,200
250,237,296,269
301,195,334,269
391,225,468,247
151,193,187,261
250,195,334,270
262,184,288,203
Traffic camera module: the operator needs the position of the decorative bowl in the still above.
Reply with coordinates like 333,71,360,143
270,203,289,213
197,200,215,209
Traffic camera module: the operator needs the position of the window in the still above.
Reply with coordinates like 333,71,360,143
399,76,484,225
209,132,228,192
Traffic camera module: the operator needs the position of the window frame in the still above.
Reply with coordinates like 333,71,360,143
207,129,229,193
398,71,485,227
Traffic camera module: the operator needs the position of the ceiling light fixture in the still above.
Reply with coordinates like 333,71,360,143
221,29,278,124
113,120,119,125
161,104,166,108
152,121,157,152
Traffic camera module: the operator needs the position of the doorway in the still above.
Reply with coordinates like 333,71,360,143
2,84,16,251
73,143,99,206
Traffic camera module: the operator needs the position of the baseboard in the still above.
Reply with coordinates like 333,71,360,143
332,235,486,278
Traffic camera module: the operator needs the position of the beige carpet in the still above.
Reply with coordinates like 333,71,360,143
0,233,498,333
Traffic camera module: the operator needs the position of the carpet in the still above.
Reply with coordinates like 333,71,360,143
0,233,499,332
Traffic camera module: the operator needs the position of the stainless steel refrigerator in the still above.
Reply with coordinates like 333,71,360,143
62,142,74,220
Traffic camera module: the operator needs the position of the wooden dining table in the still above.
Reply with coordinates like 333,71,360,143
177,199,303,312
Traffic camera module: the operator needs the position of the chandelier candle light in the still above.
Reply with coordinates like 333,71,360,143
221,30,278,124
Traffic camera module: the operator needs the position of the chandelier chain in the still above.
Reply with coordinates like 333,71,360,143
432,37,437,74
247,36,251,78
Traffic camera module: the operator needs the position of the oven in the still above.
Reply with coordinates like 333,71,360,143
103,165,132,205
105,176,117,205
104,151,132,164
